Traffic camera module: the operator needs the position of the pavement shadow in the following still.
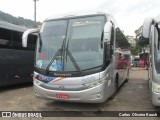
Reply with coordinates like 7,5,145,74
42,101,101,111
0,82,33,92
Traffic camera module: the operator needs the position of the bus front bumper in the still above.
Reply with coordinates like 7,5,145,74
34,82,107,103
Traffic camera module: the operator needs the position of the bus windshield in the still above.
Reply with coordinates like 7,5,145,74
154,24,160,73
35,16,105,72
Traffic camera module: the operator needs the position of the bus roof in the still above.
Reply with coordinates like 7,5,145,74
0,20,27,32
45,11,110,21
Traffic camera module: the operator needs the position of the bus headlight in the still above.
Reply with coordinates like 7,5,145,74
34,79,43,86
83,77,106,88
152,81,160,93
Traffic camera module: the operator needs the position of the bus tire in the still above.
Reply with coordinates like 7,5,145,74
115,74,119,94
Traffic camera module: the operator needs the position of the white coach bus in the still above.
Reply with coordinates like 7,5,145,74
22,11,130,103
142,17,160,106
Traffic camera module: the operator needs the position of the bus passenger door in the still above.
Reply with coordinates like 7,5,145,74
103,21,115,96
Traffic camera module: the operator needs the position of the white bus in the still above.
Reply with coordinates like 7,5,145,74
142,17,160,106
22,11,130,103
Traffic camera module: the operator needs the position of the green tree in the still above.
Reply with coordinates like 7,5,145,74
131,45,139,55
134,27,149,54
0,11,41,28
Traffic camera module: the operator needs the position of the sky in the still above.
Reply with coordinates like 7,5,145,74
0,0,160,36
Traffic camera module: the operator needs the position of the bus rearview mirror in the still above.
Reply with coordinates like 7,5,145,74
142,17,153,39
22,28,39,47
104,22,112,42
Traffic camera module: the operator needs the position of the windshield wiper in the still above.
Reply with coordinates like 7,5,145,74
44,37,83,76
45,39,65,74
65,48,83,76
45,49,63,74
65,38,83,76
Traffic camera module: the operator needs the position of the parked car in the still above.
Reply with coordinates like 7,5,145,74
132,56,139,67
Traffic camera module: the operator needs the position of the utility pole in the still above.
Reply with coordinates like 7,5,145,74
33,0,39,27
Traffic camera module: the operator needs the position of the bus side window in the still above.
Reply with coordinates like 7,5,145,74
110,27,114,57
158,31,160,50
12,31,23,50
0,28,12,48
28,35,37,51
158,27,160,61
158,51,160,61
12,31,37,51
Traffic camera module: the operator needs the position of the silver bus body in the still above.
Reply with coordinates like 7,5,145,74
22,11,130,103
142,17,160,106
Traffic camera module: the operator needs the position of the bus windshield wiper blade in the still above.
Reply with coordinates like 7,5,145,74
45,39,65,74
66,48,84,76
65,37,83,76
45,49,62,74
45,36,83,76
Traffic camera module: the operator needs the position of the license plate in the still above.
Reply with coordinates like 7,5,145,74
56,93,69,99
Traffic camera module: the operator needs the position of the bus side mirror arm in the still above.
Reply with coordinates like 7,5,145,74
22,28,39,47
142,17,154,39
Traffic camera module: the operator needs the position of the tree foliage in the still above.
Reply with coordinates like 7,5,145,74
131,45,139,55
134,26,149,54
137,36,149,47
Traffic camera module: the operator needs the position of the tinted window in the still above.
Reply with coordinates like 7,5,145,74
116,27,130,49
12,31,36,51
28,34,37,51
12,31,23,49
154,26,160,73
0,28,12,48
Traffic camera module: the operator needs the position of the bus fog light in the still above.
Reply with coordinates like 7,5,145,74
152,82,160,93
97,93,102,98
34,79,43,86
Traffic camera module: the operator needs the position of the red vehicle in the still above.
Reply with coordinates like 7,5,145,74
115,49,123,69
139,52,149,69
123,51,131,68
115,49,131,69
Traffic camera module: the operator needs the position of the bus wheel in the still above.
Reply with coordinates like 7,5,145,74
115,74,119,93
